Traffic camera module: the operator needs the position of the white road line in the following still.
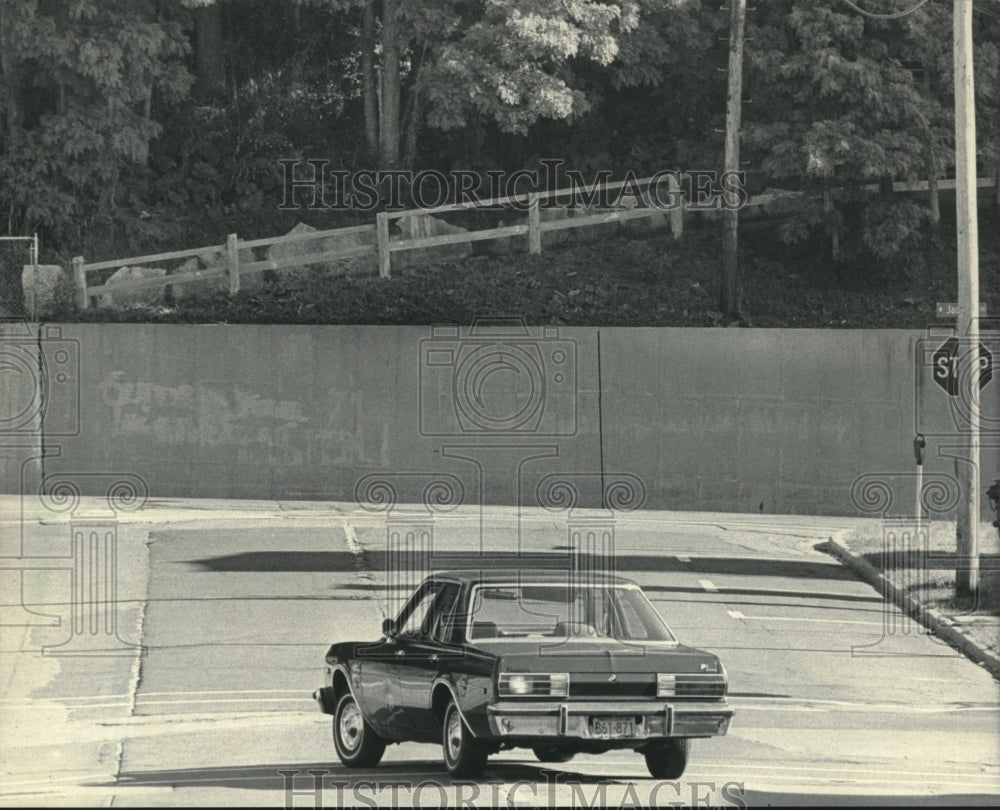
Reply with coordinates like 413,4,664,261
730,614,885,627
693,761,1000,781
698,579,718,592
0,689,307,705
343,521,364,555
730,696,999,713
0,773,113,788
725,774,1000,790
719,585,875,599
80,698,312,710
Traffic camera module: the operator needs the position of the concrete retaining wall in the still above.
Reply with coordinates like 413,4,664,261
1,324,996,517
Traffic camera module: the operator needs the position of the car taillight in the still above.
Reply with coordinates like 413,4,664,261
498,673,569,697
656,674,677,697
658,673,728,697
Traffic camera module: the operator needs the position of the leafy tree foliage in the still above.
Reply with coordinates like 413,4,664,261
743,0,998,265
3,0,998,293
0,0,191,239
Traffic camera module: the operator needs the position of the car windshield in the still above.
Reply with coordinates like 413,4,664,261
465,582,677,643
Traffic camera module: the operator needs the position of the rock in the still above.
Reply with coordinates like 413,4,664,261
21,265,71,316
482,218,524,257
391,214,471,269
265,222,376,281
620,192,670,235
743,187,803,220
481,206,573,256
564,201,625,244
97,265,167,308
167,256,219,301
168,248,262,300
539,206,576,248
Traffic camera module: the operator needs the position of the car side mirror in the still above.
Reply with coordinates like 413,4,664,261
382,618,397,639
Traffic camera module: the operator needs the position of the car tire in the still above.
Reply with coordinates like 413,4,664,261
644,738,690,779
333,692,386,768
442,700,488,777
532,746,576,763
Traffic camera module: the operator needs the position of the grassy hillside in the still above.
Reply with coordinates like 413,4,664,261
62,209,1000,328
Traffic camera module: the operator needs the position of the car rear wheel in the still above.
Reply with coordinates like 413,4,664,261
442,700,488,777
532,746,576,763
333,692,386,768
644,738,690,779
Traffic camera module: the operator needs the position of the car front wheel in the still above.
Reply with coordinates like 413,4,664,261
333,692,386,768
442,700,488,777
644,738,690,779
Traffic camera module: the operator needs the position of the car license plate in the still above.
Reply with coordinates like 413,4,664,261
590,716,637,737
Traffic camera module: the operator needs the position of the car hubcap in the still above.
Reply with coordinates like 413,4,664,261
339,700,363,752
446,708,462,762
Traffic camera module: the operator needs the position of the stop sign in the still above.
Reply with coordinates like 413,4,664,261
931,337,994,396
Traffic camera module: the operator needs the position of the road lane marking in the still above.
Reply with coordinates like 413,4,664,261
698,579,718,592
343,521,363,555
730,696,999,713
728,614,884,627
1,689,308,705
692,761,1000,781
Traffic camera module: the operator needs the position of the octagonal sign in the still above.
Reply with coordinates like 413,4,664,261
931,337,994,397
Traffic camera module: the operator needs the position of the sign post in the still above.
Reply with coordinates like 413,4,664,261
952,0,982,597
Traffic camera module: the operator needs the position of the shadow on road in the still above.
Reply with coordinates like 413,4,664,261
96,759,629,792
186,550,857,582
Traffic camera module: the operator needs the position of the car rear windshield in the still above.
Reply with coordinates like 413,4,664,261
465,582,677,643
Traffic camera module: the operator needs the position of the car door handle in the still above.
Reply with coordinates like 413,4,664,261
429,654,439,662
395,649,405,656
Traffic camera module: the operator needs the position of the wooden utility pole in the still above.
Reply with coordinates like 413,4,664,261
720,0,746,321
953,0,980,597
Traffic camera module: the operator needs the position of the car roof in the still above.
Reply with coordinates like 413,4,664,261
425,569,637,586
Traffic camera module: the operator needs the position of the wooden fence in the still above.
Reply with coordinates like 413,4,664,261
71,172,998,310
71,173,693,309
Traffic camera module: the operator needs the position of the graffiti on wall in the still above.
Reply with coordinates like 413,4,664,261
97,371,389,467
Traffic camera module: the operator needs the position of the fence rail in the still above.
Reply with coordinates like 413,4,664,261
70,171,999,310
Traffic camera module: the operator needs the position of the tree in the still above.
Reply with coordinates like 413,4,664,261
743,0,946,263
0,0,192,238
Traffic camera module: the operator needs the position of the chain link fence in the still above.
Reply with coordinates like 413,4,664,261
0,236,36,318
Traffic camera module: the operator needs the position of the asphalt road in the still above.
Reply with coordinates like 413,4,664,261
1,501,998,806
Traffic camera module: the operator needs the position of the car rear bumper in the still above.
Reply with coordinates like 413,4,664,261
486,700,733,741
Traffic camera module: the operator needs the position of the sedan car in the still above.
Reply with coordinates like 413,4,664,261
313,570,733,778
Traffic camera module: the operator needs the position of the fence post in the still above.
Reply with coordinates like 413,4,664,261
72,256,88,310
528,193,541,255
377,212,391,278
668,173,683,241
226,233,240,295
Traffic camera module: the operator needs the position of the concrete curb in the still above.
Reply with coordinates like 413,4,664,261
825,535,1000,680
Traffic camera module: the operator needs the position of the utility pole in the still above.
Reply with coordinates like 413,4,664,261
720,0,746,321
953,0,980,597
